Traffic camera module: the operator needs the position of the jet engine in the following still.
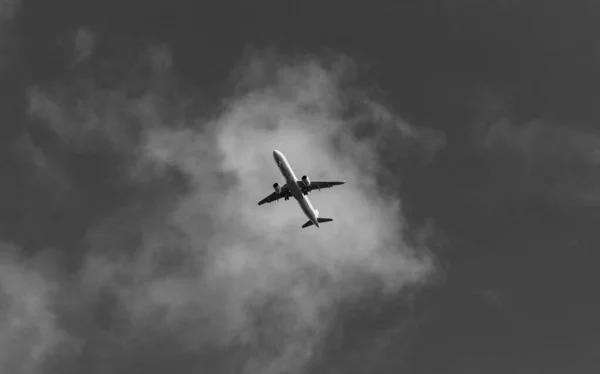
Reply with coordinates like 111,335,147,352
273,182,282,194
301,175,311,187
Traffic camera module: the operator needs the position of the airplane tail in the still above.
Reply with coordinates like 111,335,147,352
301,217,333,228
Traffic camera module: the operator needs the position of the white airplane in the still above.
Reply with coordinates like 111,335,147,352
258,149,346,228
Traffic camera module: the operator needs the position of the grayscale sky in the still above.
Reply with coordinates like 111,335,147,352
1,1,599,373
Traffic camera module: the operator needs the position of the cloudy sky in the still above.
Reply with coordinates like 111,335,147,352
1,1,599,373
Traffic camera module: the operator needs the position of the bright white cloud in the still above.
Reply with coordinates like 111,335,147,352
18,45,439,373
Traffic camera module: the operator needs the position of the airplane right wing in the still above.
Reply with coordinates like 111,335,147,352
257,184,292,205
301,180,346,194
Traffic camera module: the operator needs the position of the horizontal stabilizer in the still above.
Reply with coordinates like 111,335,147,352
301,217,333,228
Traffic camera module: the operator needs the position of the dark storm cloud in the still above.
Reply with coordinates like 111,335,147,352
1,26,443,373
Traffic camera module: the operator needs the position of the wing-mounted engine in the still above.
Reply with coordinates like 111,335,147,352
301,175,311,187
273,182,282,194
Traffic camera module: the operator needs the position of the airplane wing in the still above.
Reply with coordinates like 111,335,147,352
299,180,346,194
257,184,292,205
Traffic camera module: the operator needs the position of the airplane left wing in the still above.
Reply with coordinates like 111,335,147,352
257,185,292,206
300,180,346,194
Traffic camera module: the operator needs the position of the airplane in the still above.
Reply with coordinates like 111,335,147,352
257,149,346,228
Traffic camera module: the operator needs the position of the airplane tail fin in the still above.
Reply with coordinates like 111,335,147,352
301,217,333,228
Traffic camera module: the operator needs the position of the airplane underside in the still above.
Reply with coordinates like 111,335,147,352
257,149,346,229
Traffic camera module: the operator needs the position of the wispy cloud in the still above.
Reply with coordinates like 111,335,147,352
0,0,19,25
471,92,600,208
0,243,76,374
72,28,95,66
0,0,20,70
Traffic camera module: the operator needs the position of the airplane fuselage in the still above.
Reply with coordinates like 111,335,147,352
272,150,320,227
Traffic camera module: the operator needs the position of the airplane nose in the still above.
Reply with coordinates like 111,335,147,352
273,149,282,161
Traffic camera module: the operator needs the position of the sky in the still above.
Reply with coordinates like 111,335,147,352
1,0,599,373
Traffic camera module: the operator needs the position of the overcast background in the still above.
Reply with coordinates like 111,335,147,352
1,0,600,373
